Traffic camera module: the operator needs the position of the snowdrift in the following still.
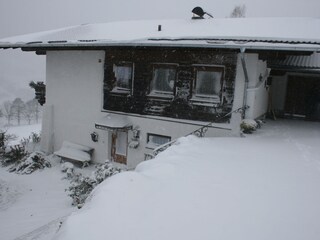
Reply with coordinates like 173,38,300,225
54,121,320,240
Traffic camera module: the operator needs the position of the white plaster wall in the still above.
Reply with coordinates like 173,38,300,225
40,50,234,168
231,53,269,123
232,55,245,112
41,50,107,163
230,55,245,135
123,115,233,169
244,54,269,119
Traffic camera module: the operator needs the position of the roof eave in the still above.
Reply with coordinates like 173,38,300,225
1,40,320,53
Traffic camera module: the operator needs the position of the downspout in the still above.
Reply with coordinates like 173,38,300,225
240,47,249,117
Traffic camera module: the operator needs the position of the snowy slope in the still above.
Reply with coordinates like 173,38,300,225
0,123,74,240
0,162,74,240
54,120,320,240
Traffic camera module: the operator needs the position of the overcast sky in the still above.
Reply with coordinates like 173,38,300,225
0,0,319,103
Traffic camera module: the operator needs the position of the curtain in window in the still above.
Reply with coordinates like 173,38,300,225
148,135,171,146
151,68,175,92
196,71,221,96
114,66,132,89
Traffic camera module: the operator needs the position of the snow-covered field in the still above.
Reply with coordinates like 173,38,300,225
54,120,320,240
1,123,42,146
1,120,320,240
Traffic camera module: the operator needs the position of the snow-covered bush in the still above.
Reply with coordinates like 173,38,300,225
67,161,123,207
93,161,123,184
31,132,41,143
8,151,51,174
68,174,96,208
1,144,28,167
0,131,42,167
240,119,259,134
61,162,75,178
20,132,41,152
0,132,17,153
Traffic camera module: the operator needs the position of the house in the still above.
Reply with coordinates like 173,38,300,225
0,16,319,168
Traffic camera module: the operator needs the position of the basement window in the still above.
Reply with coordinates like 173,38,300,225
148,64,177,99
146,133,171,149
111,62,133,94
191,66,224,106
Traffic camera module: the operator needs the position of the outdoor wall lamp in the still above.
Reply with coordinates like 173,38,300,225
90,132,99,142
132,127,140,140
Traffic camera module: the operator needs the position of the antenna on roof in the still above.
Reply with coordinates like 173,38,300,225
191,7,213,19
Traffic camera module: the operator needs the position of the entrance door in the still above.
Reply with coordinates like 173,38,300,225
111,131,128,164
285,76,320,120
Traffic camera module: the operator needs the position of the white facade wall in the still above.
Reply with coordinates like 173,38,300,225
118,116,232,169
245,54,269,119
41,50,234,168
41,50,108,163
40,50,271,168
232,53,269,120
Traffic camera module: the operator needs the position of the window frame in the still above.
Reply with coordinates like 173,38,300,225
191,65,224,106
146,133,172,149
148,63,178,99
111,62,134,95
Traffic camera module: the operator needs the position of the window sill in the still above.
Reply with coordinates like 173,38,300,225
145,144,159,150
111,87,131,94
190,95,220,107
147,91,174,101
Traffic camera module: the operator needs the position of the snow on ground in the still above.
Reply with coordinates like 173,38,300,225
54,120,320,240
0,164,74,240
0,123,74,240
3,123,41,146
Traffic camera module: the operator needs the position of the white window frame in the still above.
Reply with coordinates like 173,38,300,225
191,65,224,106
148,63,178,99
146,133,171,149
111,62,134,94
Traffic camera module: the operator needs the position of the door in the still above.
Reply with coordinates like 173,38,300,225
285,76,320,120
111,131,128,164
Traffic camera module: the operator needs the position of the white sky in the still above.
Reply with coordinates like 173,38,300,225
0,0,319,103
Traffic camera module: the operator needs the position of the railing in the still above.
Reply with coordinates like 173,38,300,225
145,107,246,159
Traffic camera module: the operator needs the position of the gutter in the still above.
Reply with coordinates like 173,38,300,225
240,47,249,117
1,40,320,52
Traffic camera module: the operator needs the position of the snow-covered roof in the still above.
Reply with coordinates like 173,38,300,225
95,114,132,130
1,18,320,51
271,52,320,69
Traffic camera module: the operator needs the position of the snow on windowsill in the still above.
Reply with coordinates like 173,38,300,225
190,95,220,107
145,142,161,150
110,87,130,94
147,90,173,100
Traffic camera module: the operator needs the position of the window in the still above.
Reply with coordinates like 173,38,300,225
146,133,171,149
112,63,133,94
149,64,177,98
192,66,224,105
